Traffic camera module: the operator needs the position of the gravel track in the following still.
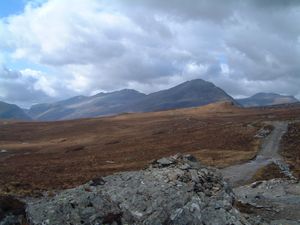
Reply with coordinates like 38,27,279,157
221,121,290,185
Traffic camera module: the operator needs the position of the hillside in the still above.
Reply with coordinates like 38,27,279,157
237,93,299,107
0,101,31,120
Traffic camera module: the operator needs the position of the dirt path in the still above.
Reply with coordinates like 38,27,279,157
234,179,300,224
221,121,290,186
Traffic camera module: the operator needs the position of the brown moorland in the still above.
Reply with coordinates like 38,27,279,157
249,163,286,183
1,102,300,196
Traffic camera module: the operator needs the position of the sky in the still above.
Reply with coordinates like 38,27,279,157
0,0,300,108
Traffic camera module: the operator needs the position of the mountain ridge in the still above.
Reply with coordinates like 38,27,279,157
29,89,146,120
28,79,238,121
2,79,299,121
237,92,299,107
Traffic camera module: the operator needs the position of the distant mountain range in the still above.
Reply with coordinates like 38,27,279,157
0,101,31,120
28,79,237,121
0,79,299,121
237,93,299,107
28,89,146,121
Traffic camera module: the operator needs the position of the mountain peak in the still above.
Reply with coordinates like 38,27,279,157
93,89,145,98
238,92,299,107
131,78,237,112
252,92,282,98
179,79,215,87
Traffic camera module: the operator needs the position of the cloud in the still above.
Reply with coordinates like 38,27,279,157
0,66,49,107
119,0,238,23
0,66,76,107
0,0,299,106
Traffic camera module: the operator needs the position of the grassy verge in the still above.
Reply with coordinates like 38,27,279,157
280,122,300,179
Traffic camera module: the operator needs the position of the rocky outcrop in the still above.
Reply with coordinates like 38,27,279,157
26,154,256,225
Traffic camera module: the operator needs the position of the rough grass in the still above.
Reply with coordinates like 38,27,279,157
189,143,260,168
281,122,300,179
249,163,286,183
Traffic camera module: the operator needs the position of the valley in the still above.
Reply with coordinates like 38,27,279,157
1,0,299,223
1,102,300,197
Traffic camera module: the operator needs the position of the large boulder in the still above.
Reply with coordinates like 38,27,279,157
26,154,257,225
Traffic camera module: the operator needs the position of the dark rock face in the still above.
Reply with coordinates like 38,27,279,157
0,195,27,225
237,93,299,107
0,101,31,121
26,154,254,225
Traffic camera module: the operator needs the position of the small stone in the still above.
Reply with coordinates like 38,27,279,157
183,154,198,162
90,177,106,186
180,163,191,170
214,204,221,210
132,211,143,218
251,181,262,189
190,169,200,183
171,153,182,160
156,157,174,166
168,173,178,181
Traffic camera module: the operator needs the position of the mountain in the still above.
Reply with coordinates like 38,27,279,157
29,89,146,120
28,79,238,121
237,93,299,107
0,101,31,120
131,79,238,112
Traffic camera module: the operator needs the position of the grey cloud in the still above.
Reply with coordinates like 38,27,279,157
0,66,78,107
0,66,48,107
41,38,126,66
119,0,238,22
0,0,300,106
1,66,22,79
249,0,300,8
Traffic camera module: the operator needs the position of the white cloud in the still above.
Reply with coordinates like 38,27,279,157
20,68,57,97
0,0,300,106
